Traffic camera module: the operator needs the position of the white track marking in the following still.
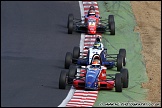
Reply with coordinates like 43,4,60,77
58,86,76,107
79,0,86,59
83,2,97,4
72,96,97,100
79,1,85,54
69,99,96,103
80,34,85,54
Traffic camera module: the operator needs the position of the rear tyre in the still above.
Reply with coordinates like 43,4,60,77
65,52,73,69
120,68,129,88
117,54,123,71
59,70,67,89
68,20,73,34
115,73,122,92
67,14,74,28
73,46,80,59
119,49,126,66
110,22,115,35
68,65,77,84
108,15,114,24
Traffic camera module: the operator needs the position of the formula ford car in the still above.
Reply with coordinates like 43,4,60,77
64,38,126,72
67,7,115,35
59,61,129,92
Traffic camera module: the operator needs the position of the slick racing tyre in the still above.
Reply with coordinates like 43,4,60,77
68,65,77,84
59,70,67,89
119,49,126,66
68,20,73,34
117,54,123,71
110,22,115,35
67,13,74,28
73,46,80,59
120,68,129,88
65,52,73,69
115,73,122,92
108,15,114,24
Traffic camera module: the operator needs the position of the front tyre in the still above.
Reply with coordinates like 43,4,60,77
59,70,67,89
120,68,129,88
115,73,122,92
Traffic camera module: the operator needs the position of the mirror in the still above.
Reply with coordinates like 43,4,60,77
82,16,85,18
99,16,102,19
84,47,89,49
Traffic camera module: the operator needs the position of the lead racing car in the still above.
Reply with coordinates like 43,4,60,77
59,59,129,92
67,5,115,35
64,37,126,72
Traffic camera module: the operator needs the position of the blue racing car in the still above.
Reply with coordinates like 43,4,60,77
59,59,129,92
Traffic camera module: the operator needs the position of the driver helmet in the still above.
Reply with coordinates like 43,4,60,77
89,5,95,10
95,37,101,42
93,42,101,49
89,9,96,16
92,59,100,68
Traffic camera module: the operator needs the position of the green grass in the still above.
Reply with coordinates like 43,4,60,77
93,1,149,107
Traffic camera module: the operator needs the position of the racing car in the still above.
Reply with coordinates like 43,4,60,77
59,59,129,92
64,38,126,72
67,6,115,35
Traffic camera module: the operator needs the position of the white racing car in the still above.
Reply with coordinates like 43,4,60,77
64,37,126,71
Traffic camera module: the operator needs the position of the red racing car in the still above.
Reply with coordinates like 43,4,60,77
59,59,129,92
67,6,115,35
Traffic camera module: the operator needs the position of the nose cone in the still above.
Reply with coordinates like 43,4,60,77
85,75,97,90
90,30,96,34
85,70,99,90
88,29,96,34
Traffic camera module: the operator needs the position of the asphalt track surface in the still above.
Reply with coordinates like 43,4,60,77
1,1,81,107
